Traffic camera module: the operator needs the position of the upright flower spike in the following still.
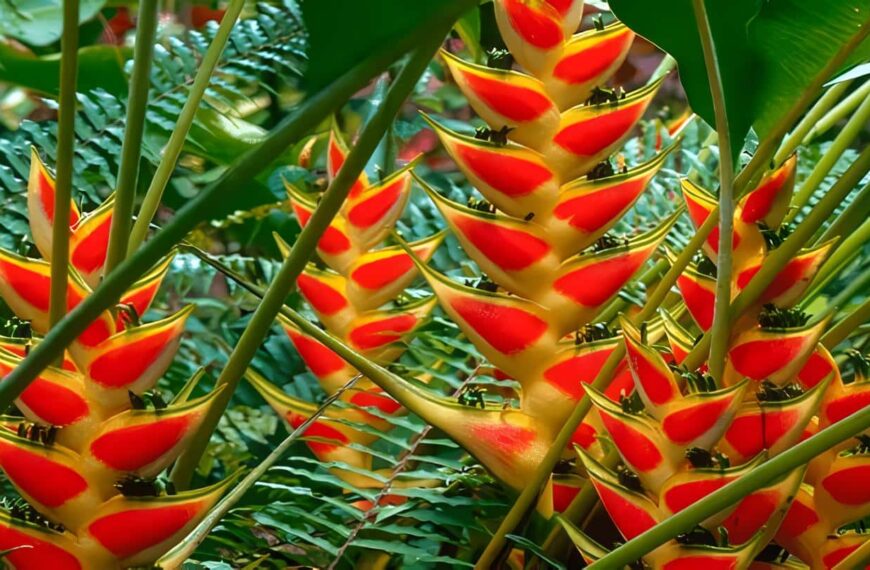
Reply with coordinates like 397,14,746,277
258,126,452,492
0,149,231,567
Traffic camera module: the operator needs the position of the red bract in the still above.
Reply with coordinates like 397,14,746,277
0,150,231,568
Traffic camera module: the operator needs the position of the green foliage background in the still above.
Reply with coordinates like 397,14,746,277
0,0,866,567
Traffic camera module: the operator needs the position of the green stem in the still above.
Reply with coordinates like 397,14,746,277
692,0,734,384
681,145,870,372
774,79,852,164
103,0,159,276
536,451,618,565
785,91,870,224
589,401,870,568
598,258,669,325
127,0,244,255
814,181,870,245
474,22,870,565
158,374,363,566
802,215,870,306
0,0,468,411
822,291,870,350
802,79,870,144
48,0,80,329
170,29,450,489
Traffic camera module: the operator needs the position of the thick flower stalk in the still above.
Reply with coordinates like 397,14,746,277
559,123,870,567
370,0,678,507
249,125,442,489
0,150,233,569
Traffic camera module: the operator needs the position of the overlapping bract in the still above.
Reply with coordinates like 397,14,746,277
0,151,231,568
379,0,679,504
249,125,442,491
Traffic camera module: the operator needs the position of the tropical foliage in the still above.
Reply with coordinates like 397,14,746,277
0,0,866,568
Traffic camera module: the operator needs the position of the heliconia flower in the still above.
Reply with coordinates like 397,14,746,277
493,0,569,74
820,369,870,430
718,380,829,464
410,255,558,382
777,444,870,569
420,180,560,299
247,368,378,466
279,315,358,395
344,231,445,311
576,446,664,539
547,78,664,180
621,318,681,416
738,154,797,228
115,253,176,329
0,249,116,354
530,336,633,416
0,336,78,372
661,308,698,364
813,451,870,529
278,232,445,319
798,344,840,390
0,428,103,531
294,263,356,333
83,474,237,567
543,23,635,109
327,123,369,200
342,165,413,248
422,115,559,217
674,260,717,331
0,349,90,435
343,295,437,363
734,240,835,308
0,147,233,568
286,183,360,273
543,213,678,334
85,388,223,481
26,148,81,262
27,149,118,288
0,510,90,570
541,472,585,515
681,178,766,273
78,305,195,412
723,316,829,386
546,143,675,256
584,385,684,491
439,52,560,149
660,454,768,529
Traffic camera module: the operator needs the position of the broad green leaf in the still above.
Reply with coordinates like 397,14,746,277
750,0,870,135
455,6,483,63
0,43,129,96
0,0,107,46
301,0,467,91
609,0,870,155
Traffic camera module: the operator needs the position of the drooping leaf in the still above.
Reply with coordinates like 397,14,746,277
609,0,870,155
0,0,107,46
